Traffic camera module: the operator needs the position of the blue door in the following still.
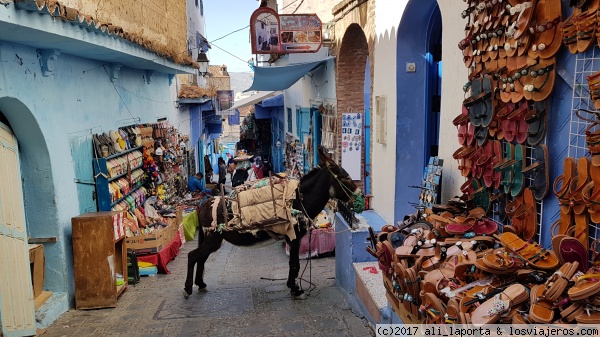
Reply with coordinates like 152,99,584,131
311,108,322,167
70,133,98,214
296,108,311,173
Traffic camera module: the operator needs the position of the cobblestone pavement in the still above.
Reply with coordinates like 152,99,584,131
41,235,375,337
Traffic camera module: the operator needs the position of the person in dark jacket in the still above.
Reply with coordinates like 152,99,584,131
217,157,227,190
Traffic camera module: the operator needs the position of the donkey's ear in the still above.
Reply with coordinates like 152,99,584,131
317,146,335,166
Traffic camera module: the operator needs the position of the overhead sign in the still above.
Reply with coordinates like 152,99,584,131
250,7,322,54
216,109,236,116
216,90,234,113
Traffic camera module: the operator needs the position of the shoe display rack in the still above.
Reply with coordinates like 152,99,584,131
568,46,600,245
369,0,600,326
93,145,145,212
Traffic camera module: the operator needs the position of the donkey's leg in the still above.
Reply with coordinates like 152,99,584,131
194,231,224,291
285,230,306,299
184,247,201,298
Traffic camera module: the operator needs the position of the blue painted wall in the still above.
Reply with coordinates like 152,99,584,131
0,39,180,318
394,0,440,223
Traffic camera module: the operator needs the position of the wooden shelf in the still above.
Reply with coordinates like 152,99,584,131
108,164,143,182
105,146,143,160
110,185,142,208
116,284,126,297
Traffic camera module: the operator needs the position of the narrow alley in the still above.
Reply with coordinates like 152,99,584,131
39,236,374,337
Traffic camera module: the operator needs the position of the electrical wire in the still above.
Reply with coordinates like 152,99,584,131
103,65,136,121
291,0,305,14
209,42,251,64
206,0,303,44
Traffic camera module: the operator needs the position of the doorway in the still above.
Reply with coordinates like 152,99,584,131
0,120,36,337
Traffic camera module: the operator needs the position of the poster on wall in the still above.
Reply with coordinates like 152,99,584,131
250,7,322,54
341,113,362,180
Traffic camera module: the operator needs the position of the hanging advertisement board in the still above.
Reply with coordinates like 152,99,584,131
250,7,322,54
341,113,362,180
216,90,234,114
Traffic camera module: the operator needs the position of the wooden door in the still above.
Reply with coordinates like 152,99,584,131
0,122,36,336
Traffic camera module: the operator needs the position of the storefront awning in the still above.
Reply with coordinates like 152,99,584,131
245,57,333,92
231,91,281,110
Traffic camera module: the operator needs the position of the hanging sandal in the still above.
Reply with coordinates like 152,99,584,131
553,157,576,234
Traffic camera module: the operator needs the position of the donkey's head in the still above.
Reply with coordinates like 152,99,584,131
316,146,362,205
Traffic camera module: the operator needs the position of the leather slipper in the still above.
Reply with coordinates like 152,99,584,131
525,100,548,146
542,261,580,302
499,58,516,103
495,142,515,195
419,292,447,324
568,272,600,301
471,283,529,326
572,157,591,249
510,144,526,197
561,303,584,323
471,218,498,235
522,144,549,201
496,232,559,269
558,235,588,273
376,241,394,277
514,187,537,241
562,7,581,54
584,158,600,223
522,57,556,102
576,7,597,53
454,108,470,146
537,0,563,59
529,284,554,323
481,76,494,127
553,157,576,234
465,78,485,127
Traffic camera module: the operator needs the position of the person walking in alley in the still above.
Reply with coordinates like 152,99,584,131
218,157,227,190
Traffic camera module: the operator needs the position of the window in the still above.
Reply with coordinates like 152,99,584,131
200,0,204,15
375,95,387,144
287,108,292,133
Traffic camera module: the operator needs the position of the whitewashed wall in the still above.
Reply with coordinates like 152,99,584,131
437,0,466,204
371,27,398,223
368,0,465,220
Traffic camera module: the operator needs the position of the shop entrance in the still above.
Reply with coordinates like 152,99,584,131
394,0,443,219
0,119,36,337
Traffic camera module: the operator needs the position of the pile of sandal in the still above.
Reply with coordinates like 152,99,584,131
367,212,600,325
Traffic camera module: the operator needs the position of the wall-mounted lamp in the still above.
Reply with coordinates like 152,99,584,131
197,51,210,77
276,140,281,148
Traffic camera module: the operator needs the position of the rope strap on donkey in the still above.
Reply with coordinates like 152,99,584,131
328,168,365,213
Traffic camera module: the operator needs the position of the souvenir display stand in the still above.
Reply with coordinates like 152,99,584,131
369,0,600,325
89,122,190,278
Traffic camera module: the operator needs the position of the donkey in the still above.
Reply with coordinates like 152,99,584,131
184,146,361,299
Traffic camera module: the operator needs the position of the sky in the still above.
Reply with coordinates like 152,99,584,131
204,1,280,73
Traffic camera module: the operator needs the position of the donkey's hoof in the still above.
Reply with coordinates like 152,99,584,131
183,290,191,299
198,287,208,293
291,290,307,300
